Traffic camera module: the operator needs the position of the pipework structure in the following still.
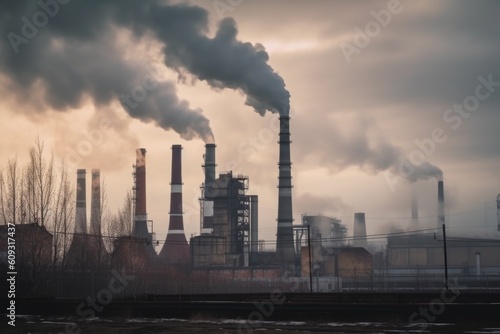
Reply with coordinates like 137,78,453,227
211,172,250,266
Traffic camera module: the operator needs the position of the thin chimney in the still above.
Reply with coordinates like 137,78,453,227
202,143,216,234
90,169,101,237
276,115,295,263
411,188,419,225
496,194,500,232
89,169,108,264
132,148,154,254
75,169,87,234
438,180,445,227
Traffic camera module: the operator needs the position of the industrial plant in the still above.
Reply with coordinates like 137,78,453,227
2,113,499,298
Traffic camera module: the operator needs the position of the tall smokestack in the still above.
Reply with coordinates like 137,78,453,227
75,169,87,234
66,169,88,267
250,195,259,254
202,143,216,234
133,148,154,253
496,194,500,232
89,169,109,265
353,213,367,247
411,188,419,225
438,180,445,227
276,115,295,264
159,145,190,264
90,169,101,237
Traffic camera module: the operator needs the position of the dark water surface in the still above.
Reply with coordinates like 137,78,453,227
3,315,500,334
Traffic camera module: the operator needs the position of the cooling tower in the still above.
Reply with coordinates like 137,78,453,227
202,143,216,234
276,115,295,263
158,145,190,264
132,148,154,254
438,180,445,227
497,194,500,232
353,213,367,247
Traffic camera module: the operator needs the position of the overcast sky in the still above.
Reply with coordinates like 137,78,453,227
1,0,499,248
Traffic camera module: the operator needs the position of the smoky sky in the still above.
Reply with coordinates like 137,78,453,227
0,0,290,143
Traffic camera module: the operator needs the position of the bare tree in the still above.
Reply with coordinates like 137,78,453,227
49,161,74,271
28,137,55,227
0,157,22,225
105,191,133,254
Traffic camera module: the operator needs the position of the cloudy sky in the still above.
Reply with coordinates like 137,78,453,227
1,0,499,248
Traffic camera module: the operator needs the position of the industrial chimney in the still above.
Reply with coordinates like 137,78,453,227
276,115,295,264
89,169,108,265
158,145,190,264
66,169,88,266
75,169,87,235
90,169,101,237
249,195,259,255
353,213,368,247
438,180,445,227
201,143,216,234
411,188,418,225
496,194,500,232
132,148,154,254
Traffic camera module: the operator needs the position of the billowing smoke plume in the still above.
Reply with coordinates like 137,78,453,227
0,0,290,142
295,193,352,215
391,161,443,182
295,115,442,183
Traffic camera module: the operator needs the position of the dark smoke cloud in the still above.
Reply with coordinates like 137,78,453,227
0,0,289,142
153,16,291,115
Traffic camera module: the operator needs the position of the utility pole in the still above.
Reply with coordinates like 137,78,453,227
442,224,449,290
307,224,313,293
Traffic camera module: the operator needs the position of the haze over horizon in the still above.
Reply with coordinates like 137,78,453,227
1,0,499,246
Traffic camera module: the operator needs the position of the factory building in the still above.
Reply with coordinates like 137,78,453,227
298,214,372,279
385,233,500,276
378,186,500,281
192,169,258,268
0,223,53,271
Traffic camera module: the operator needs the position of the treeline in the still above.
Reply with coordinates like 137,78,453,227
0,137,134,295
